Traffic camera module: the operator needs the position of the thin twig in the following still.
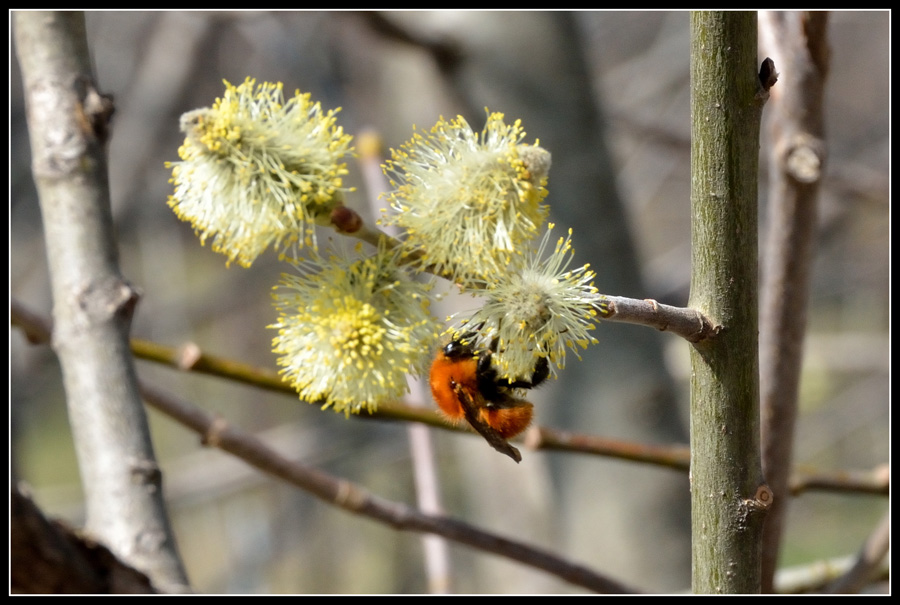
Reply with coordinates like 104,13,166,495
330,154,719,345
774,552,888,594
789,464,889,497
357,12,462,74
528,427,690,471
825,510,890,594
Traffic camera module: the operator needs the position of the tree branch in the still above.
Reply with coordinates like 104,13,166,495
825,510,890,594
757,11,830,593
599,295,719,343
774,552,888,594
789,464,888,497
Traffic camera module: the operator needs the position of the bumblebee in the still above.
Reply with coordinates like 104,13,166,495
429,337,549,439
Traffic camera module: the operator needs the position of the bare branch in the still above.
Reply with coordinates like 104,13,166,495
757,10,830,593
357,12,462,75
825,510,890,594
599,295,719,343
529,427,690,471
789,464,889,497
774,552,888,594
138,382,638,594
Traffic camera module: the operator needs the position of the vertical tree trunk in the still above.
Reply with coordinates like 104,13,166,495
688,11,771,594
14,11,190,593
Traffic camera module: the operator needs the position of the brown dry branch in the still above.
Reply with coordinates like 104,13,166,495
757,10,831,593
528,427,690,471
789,464,889,497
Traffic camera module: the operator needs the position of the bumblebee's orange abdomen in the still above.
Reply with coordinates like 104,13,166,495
429,352,478,420
478,404,534,439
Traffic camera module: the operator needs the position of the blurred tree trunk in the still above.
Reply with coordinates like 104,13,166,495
757,11,829,593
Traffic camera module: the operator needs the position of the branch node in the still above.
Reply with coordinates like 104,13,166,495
687,310,722,343
736,483,774,529
600,299,617,318
334,479,361,510
201,416,229,448
78,84,115,143
176,342,202,370
128,457,163,490
330,205,363,234
785,133,826,184
752,483,774,509
758,57,779,93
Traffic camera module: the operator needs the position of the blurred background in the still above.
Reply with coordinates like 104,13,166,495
11,11,889,594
